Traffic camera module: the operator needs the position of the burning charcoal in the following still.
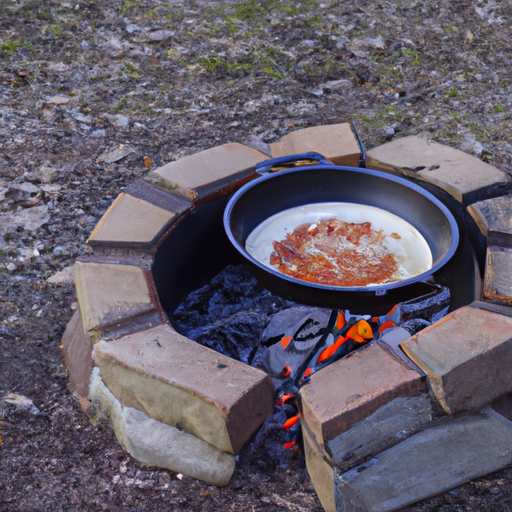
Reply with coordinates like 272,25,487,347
259,308,330,381
260,306,330,346
299,313,375,385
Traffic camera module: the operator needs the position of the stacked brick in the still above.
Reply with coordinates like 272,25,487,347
61,126,512,509
298,136,512,511
61,126,364,487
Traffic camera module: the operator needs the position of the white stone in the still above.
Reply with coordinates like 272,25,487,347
47,265,75,285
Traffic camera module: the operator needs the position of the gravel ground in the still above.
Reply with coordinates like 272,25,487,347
1,0,512,510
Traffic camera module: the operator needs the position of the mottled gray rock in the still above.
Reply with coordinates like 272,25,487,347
97,145,134,164
144,29,175,42
46,265,75,285
0,205,50,234
4,182,42,207
104,114,130,128
460,132,485,157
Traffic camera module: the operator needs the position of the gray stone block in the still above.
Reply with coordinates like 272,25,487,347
367,136,509,205
327,395,433,473
467,194,512,247
484,247,512,305
144,142,268,202
93,324,274,455
300,343,424,446
334,408,512,512
269,123,362,167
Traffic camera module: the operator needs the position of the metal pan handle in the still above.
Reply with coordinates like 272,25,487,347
255,152,333,175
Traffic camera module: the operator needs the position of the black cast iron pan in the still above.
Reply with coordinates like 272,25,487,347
223,153,459,315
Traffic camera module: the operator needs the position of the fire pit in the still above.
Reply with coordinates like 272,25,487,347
61,124,512,511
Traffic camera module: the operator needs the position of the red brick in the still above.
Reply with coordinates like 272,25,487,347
299,343,424,445
401,306,512,414
93,324,274,454
269,123,362,166
61,308,94,398
144,142,269,202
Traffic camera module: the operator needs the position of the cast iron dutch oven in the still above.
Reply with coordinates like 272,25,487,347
223,153,459,314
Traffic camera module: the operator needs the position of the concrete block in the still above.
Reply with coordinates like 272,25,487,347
484,247,512,305
88,368,235,487
93,323,274,455
269,123,362,167
467,194,512,247
144,142,269,202
327,395,433,473
60,308,94,398
87,181,190,250
401,306,512,414
334,408,512,512
74,260,156,333
299,343,424,446
367,136,509,205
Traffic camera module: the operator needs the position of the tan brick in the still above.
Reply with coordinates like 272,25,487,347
485,247,512,305
144,142,269,202
89,368,236,486
401,306,512,414
302,422,335,512
269,123,362,166
74,260,155,333
93,323,274,455
60,308,94,398
299,343,424,445
87,189,188,250
367,135,509,205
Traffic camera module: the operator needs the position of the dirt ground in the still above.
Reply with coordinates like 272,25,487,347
1,0,512,510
